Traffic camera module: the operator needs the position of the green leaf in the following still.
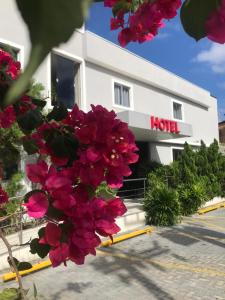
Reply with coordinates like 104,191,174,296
38,227,45,239
47,103,68,122
0,288,19,300
33,283,38,300
112,0,131,17
17,262,32,271
47,205,65,219
4,0,92,107
17,108,43,132
22,138,39,155
180,0,221,41
31,98,47,109
30,238,50,259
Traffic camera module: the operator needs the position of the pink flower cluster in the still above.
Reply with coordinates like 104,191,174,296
0,186,8,206
0,50,35,128
105,0,181,46
24,105,138,266
205,0,225,44
0,49,20,81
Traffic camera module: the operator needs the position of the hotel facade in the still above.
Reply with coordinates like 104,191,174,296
0,1,219,176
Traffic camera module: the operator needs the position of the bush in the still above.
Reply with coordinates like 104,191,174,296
178,178,209,216
144,174,180,226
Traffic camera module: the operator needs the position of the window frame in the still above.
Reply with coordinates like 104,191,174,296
171,146,183,162
48,49,86,111
112,78,134,110
171,99,184,122
0,38,24,68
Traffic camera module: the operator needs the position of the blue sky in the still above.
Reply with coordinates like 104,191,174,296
86,2,225,121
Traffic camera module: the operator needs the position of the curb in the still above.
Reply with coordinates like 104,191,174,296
2,226,154,282
198,202,225,215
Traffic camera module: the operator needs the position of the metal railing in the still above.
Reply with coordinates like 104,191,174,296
117,178,147,200
0,178,147,245
0,195,45,244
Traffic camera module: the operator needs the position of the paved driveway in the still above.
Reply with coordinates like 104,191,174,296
1,208,225,300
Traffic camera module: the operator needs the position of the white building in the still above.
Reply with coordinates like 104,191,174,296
0,1,219,175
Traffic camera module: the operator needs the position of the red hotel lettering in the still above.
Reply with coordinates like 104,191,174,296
150,116,180,134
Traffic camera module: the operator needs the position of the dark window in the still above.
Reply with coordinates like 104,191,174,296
51,53,80,109
114,83,130,107
172,148,183,161
173,102,183,120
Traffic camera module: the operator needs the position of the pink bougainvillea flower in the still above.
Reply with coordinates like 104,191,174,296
49,243,69,267
40,222,62,247
95,219,121,236
24,192,49,218
0,186,8,205
0,106,16,128
107,198,127,218
26,160,49,185
45,175,72,191
51,189,76,212
205,0,225,44
106,0,181,46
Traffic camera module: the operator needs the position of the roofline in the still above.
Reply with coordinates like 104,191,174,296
85,30,214,98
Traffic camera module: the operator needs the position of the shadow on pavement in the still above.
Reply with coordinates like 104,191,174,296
49,282,93,300
158,220,225,249
90,242,175,300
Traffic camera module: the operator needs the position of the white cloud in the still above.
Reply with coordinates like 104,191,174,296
195,44,225,73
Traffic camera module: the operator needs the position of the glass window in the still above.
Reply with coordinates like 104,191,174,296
173,101,183,120
114,83,130,107
51,53,80,109
172,149,183,161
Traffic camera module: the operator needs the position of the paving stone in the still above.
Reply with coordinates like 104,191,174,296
1,208,225,299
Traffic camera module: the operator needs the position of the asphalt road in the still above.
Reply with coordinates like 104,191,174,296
1,208,225,300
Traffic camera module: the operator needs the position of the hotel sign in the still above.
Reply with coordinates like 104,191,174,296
150,116,180,134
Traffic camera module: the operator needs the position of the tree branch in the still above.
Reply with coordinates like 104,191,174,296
0,228,28,300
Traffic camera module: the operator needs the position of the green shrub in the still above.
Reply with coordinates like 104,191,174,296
144,174,181,226
178,178,209,216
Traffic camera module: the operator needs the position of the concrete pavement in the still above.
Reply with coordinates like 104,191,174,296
1,208,225,299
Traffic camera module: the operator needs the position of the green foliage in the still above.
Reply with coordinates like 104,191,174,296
180,0,221,41
176,142,197,184
0,288,19,300
0,124,22,168
30,238,50,259
5,172,23,198
17,108,44,133
4,0,92,107
96,182,117,199
144,140,225,226
27,80,45,99
144,174,180,226
178,178,209,216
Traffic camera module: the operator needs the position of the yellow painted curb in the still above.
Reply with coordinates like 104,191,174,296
198,202,225,215
2,226,154,282
101,227,154,247
2,260,52,282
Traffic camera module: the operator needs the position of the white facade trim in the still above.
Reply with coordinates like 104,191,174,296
0,38,24,69
171,98,185,122
112,78,134,111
